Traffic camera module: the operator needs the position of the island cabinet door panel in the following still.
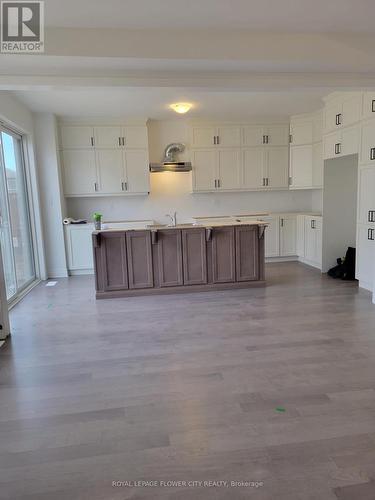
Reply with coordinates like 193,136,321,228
235,226,259,281
126,231,153,289
157,230,183,287
101,233,129,291
181,228,207,285
211,227,235,283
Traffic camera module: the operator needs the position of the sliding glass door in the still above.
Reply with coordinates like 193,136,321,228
0,128,36,301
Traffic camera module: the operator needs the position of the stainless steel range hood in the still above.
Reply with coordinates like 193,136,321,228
149,143,192,172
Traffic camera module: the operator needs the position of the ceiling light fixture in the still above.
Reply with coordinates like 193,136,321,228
170,102,192,114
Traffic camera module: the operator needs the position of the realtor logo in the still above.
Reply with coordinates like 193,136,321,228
1,1,44,53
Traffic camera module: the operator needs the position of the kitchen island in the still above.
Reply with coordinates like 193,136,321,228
92,221,266,298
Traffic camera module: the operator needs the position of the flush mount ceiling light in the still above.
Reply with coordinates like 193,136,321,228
170,102,192,114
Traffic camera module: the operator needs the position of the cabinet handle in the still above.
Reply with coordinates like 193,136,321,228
372,100,375,113
289,134,293,144
368,228,374,241
217,179,221,188
213,136,216,145
124,181,128,191
311,219,316,229
262,177,265,187
118,137,121,146
266,135,269,144
280,218,284,227
121,181,125,191
335,113,342,126
266,178,269,186
122,137,125,146
370,147,375,160
288,176,292,186
94,182,98,192
335,143,341,155
262,135,265,145
91,137,94,147
216,135,220,145
370,210,375,223
214,179,217,188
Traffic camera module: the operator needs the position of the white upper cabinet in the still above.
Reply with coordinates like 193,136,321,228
60,126,94,149
124,150,150,193
217,149,241,190
280,215,297,256
265,124,289,146
191,125,241,148
342,95,362,127
358,166,375,225
324,93,362,133
290,119,313,146
94,127,123,148
289,145,313,189
62,150,97,196
362,92,375,120
360,118,375,165
60,123,150,197
192,150,217,191
242,124,289,146
312,142,324,188
242,125,265,147
323,130,342,160
242,148,265,189
312,110,323,143
266,147,289,189
341,125,359,157
191,126,216,148
96,149,124,194
123,126,149,148
216,126,241,147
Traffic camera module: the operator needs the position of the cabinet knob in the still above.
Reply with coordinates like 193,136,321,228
370,147,375,161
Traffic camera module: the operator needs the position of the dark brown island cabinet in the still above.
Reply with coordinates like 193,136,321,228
92,224,266,298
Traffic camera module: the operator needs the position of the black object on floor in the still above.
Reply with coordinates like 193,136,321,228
328,247,356,280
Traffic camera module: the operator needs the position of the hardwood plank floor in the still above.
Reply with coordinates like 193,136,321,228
1,262,375,499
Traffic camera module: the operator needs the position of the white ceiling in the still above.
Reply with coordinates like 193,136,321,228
13,88,325,120
45,0,375,33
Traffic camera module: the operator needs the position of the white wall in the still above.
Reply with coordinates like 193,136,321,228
0,91,46,280
322,155,358,273
66,119,315,223
33,113,68,278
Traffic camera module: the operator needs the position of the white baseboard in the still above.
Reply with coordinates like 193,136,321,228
266,256,298,263
68,269,94,276
47,268,69,278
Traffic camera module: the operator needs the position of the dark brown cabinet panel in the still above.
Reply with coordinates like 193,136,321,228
235,226,259,281
157,230,183,287
182,228,207,285
126,231,153,289
211,226,235,283
100,233,129,291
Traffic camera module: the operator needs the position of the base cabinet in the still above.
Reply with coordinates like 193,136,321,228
235,226,259,281
182,228,207,285
280,216,297,256
356,224,375,291
157,230,183,287
303,216,323,269
126,231,153,289
93,225,265,297
211,226,236,283
100,233,129,291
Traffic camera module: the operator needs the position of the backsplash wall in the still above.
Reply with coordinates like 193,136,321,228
65,119,316,223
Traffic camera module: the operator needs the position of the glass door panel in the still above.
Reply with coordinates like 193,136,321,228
0,129,36,301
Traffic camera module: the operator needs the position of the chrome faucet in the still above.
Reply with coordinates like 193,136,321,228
165,212,177,227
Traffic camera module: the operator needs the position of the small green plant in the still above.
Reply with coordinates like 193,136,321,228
93,212,102,222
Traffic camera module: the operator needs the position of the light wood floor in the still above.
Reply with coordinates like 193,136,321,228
1,262,375,500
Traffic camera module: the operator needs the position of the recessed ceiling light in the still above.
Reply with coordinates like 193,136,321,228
170,102,193,114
